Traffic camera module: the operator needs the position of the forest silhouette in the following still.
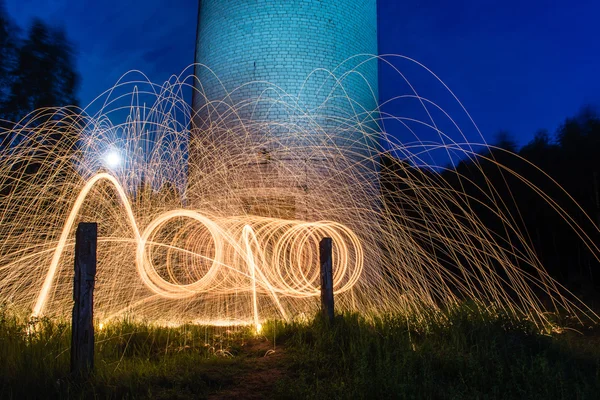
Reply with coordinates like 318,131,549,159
382,107,600,304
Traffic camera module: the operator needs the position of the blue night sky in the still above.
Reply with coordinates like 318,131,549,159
5,0,600,148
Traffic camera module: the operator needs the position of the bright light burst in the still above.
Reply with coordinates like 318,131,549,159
0,58,597,330
103,150,122,169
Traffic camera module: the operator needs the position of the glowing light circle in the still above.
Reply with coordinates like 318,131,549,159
136,210,224,299
104,150,122,169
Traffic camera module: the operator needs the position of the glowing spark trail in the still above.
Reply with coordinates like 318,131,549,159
32,172,359,330
0,59,598,329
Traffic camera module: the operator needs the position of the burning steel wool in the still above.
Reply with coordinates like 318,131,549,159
0,60,597,329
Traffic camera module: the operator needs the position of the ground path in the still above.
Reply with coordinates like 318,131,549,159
208,337,289,399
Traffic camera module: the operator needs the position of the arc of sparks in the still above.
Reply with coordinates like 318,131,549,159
32,173,361,329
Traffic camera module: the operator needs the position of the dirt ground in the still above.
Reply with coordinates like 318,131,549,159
208,338,288,399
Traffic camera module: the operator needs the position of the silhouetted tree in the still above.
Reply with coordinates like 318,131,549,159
381,106,600,302
492,130,518,153
0,11,80,195
3,19,78,124
0,0,18,137
520,129,556,165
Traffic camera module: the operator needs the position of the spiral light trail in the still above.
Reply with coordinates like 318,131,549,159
0,59,597,329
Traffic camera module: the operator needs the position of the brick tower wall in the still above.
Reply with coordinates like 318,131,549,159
190,0,380,220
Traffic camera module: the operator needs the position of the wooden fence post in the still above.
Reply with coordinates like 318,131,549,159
319,237,334,324
71,222,97,376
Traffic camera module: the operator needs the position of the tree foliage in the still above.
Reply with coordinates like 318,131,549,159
383,106,600,301
0,1,18,119
0,4,79,130
0,4,80,191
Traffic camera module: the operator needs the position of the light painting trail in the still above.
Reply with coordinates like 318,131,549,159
33,172,359,330
0,59,598,330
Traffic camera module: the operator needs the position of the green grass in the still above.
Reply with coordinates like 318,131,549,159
270,306,600,400
0,306,254,399
1,304,599,399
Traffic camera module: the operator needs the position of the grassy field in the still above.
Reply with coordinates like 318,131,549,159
271,308,600,399
1,304,599,399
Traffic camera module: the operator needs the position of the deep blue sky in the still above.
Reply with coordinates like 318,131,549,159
6,0,600,147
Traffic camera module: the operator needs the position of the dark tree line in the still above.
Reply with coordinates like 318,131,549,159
0,1,79,194
382,106,600,302
0,0,79,136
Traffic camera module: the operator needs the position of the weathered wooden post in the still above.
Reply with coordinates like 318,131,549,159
71,222,97,376
319,237,334,324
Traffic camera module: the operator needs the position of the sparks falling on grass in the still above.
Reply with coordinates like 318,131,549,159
0,58,597,330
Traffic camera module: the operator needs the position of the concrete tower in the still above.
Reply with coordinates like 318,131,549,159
190,0,380,219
